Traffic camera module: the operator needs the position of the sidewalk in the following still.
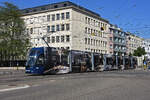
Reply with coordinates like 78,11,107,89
0,69,25,76
0,67,25,70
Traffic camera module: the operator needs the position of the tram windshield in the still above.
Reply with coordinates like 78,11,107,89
26,49,42,67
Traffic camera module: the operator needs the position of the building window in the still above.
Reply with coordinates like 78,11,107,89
56,25,60,31
61,13,65,20
110,44,113,48
47,37,50,43
96,40,98,46
85,38,87,44
30,18,33,24
88,38,90,45
52,14,55,21
91,19,93,25
41,7,46,10
110,37,112,41
88,28,90,34
66,47,70,50
94,40,95,46
42,16,46,22
85,17,87,24
91,39,93,45
66,24,70,31
61,24,65,31
52,36,55,43
94,20,95,26
99,40,100,46
30,28,33,34
56,14,60,20
85,27,87,33
47,15,50,21
26,28,29,35
61,36,64,42
66,12,70,19
51,25,55,32
54,5,58,8
25,10,29,13
64,4,67,7
88,18,90,24
91,29,93,34
66,35,70,42
47,26,50,33
56,36,60,43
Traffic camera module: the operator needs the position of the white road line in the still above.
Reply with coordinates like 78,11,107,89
0,85,30,92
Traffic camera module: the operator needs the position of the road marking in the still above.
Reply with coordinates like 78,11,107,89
0,85,30,92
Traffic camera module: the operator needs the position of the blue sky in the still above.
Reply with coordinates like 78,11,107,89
0,0,150,38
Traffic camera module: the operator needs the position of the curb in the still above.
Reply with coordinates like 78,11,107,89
0,71,13,75
0,67,25,70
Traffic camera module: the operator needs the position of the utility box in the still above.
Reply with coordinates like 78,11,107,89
137,57,143,68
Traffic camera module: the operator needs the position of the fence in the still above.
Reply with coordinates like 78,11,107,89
0,60,26,67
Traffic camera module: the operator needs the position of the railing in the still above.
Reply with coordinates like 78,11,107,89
0,60,26,67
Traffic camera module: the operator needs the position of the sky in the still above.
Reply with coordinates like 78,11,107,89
0,0,150,39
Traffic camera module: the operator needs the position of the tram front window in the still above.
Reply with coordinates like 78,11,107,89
26,49,42,67
26,50,37,67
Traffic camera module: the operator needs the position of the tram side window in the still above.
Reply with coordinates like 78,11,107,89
51,55,60,65
61,55,68,65
107,58,113,65
94,55,101,66
73,54,82,65
51,55,57,61
36,55,44,65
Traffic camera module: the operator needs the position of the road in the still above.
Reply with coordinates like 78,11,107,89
0,70,150,100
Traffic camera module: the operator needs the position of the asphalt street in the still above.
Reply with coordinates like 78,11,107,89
0,70,150,100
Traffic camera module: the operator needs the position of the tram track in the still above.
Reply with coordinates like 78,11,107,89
0,69,148,86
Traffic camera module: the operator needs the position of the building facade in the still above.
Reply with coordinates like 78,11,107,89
22,1,110,54
126,32,143,55
108,25,126,56
142,39,150,59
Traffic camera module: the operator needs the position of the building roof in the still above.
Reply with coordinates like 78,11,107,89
144,39,150,42
21,1,109,23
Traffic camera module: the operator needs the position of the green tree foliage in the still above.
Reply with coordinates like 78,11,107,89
133,47,146,57
0,2,30,60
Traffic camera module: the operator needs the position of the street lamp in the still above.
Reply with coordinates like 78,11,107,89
116,52,118,69
122,53,125,70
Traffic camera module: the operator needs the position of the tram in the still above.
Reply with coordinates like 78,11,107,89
25,47,137,74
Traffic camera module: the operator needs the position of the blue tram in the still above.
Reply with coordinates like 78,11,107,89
25,47,137,74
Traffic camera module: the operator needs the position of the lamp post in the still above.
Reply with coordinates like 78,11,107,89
131,55,133,69
122,53,125,70
116,52,118,69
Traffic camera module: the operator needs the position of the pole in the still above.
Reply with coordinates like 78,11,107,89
116,53,118,69
60,53,62,64
103,55,106,70
91,53,94,71
131,56,133,68
42,37,50,47
69,51,72,72
123,56,125,70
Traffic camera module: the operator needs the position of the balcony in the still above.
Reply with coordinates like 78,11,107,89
114,33,126,39
114,48,126,52
113,41,126,46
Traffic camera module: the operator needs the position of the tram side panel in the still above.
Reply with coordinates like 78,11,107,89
71,51,92,72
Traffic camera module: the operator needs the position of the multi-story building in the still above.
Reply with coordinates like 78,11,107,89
142,39,150,59
108,24,126,56
126,32,143,55
21,1,110,54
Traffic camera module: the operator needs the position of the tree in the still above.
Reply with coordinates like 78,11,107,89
133,47,146,57
0,2,30,61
